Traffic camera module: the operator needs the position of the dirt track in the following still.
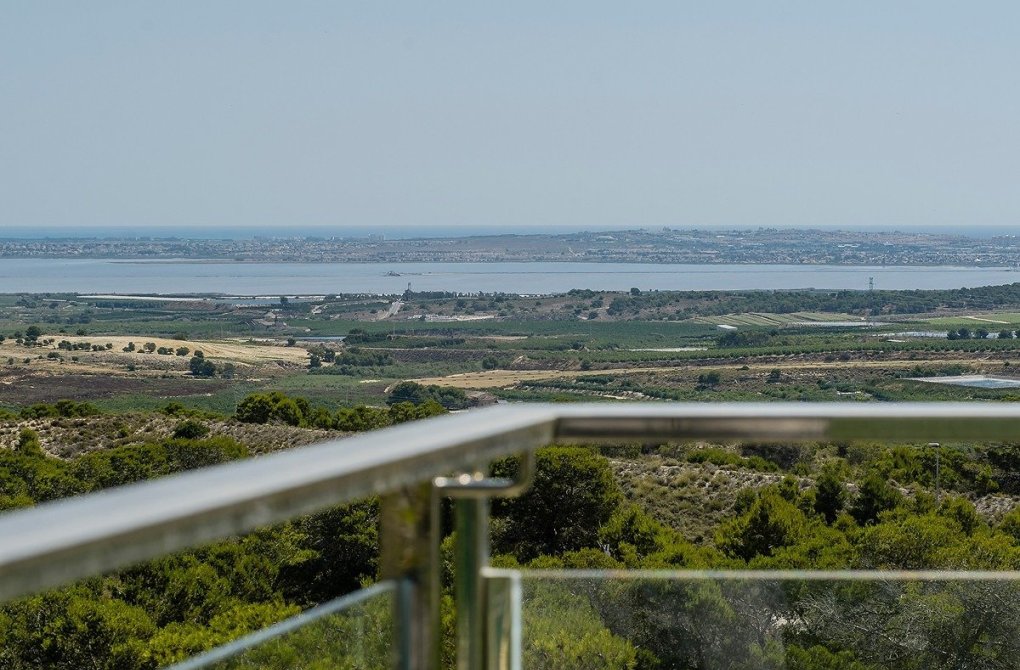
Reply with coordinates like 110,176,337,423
409,357,991,389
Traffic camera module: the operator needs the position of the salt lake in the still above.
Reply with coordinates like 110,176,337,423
1,259,1018,295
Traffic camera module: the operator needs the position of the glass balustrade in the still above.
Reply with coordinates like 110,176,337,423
484,569,1020,670
168,582,394,670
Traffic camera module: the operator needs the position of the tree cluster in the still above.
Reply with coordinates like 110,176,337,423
0,428,379,668
234,391,447,431
603,283,1020,320
385,381,471,410
4,401,1020,668
488,446,1020,669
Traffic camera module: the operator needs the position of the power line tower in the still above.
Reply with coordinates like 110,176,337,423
868,277,874,292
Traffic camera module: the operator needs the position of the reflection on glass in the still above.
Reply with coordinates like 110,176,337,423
511,571,1020,669
169,582,393,670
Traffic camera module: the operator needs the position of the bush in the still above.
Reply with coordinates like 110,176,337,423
172,420,210,440
717,491,806,561
850,471,903,525
386,381,470,410
235,392,305,426
492,447,622,561
814,465,848,524
189,356,216,377
14,428,45,458
20,400,99,420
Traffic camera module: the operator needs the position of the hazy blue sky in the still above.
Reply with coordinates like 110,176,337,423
2,2,1019,231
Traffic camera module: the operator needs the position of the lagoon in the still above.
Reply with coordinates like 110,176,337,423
912,375,1020,389
1,259,1018,295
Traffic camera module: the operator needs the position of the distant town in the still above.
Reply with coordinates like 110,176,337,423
2,227,1019,266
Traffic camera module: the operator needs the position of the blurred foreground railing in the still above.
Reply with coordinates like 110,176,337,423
2,403,1020,669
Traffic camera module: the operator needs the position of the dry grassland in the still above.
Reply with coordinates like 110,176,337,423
0,335,307,365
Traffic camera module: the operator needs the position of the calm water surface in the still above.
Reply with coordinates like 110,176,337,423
0,259,1017,295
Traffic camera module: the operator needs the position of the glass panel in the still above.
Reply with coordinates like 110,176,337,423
502,570,1020,670
169,581,393,670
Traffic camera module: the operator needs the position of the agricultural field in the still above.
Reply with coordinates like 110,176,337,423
690,311,869,326
7,285,1020,412
915,312,1020,328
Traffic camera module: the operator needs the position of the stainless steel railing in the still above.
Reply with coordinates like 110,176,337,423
2,402,1020,669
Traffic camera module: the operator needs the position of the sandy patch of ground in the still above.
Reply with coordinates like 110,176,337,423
99,336,308,363
629,347,708,352
963,316,1010,324
408,368,671,389
409,358,987,389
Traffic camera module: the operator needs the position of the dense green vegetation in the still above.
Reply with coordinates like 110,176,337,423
384,381,471,410
0,393,406,669
603,283,1020,318
0,429,378,667
487,442,1020,668
7,284,1020,667
3,391,1020,667
234,390,447,430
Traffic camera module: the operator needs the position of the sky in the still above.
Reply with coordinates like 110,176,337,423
2,2,1020,233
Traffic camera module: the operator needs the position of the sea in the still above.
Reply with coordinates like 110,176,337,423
0,259,1017,296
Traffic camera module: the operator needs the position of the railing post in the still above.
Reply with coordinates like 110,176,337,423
438,454,534,670
485,571,522,670
454,496,489,670
381,483,440,670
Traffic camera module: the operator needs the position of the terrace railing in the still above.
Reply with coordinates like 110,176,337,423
2,403,1020,669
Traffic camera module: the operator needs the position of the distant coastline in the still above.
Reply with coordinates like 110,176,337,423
3,227,1020,268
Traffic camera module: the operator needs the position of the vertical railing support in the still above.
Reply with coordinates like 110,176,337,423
381,483,441,670
436,453,535,670
454,496,489,670
485,571,522,670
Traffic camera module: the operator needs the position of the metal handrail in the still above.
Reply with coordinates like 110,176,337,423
2,401,1020,602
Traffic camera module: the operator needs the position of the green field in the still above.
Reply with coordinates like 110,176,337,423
692,311,869,326
918,313,1020,328
6,289,1020,413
